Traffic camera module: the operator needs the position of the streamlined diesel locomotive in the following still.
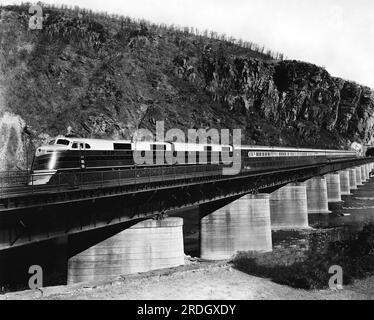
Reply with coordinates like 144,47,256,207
29,136,359,185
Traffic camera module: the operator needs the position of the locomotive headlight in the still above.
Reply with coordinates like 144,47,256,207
48,152,58,170
36,148,42,156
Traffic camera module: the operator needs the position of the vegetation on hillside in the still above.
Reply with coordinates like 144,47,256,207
5,2,286,61
1,3,374,169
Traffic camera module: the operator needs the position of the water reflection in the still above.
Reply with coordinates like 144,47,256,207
309,179,374,232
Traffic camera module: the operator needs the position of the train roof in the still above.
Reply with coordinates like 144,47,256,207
50,136,356,153
51,136,232,151
238,145,356,153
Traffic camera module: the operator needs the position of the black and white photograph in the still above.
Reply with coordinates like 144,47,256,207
0,0,373,305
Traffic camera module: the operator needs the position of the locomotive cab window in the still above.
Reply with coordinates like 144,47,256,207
85,143,91,149
56,139,70,145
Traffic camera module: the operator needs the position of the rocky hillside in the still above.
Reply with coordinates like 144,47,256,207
1,4,373,170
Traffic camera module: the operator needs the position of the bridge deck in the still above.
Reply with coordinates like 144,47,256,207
0,158,371,250
0,159,368,209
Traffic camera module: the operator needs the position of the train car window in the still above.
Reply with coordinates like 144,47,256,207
85,144,91,149
221,147,232,159
56,139,70,145
114,143,131,150
151,144,166,151
72,143,78,149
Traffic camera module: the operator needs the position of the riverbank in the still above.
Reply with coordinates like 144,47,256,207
1,259,373,300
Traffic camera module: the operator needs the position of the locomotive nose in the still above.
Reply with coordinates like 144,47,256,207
35,146,56,156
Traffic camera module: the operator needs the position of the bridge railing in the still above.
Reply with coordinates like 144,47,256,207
0,164,224,196
0,170,30,187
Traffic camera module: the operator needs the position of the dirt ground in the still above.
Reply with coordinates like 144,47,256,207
1,260,373,300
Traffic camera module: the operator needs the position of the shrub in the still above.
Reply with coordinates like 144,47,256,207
232,223,374,289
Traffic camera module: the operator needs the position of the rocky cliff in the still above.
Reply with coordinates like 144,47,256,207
1,4,373,170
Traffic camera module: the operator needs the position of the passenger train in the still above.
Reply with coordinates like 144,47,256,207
29,136,359,185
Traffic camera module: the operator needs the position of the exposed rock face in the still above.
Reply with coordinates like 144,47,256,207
0,5,373,170
197,53,374,147
0,112,27,170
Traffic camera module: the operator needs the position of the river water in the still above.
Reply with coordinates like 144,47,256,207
177,177,374,256
309,178,374,231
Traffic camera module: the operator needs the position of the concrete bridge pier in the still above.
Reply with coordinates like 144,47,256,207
348,168,358,190
325,173,342,203
367,165,370,179
366,164,371,179
269,183,309,229
67,218,185,284
199,194,272,260
305,177,331,214
355,167,363,186
361,165,368,182
339,170,352,196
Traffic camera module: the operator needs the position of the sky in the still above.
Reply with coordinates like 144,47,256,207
2,0,374,88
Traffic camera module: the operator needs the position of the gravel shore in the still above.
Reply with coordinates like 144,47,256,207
2,259,373,300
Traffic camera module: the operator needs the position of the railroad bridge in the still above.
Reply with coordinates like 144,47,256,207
0,157,373,286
